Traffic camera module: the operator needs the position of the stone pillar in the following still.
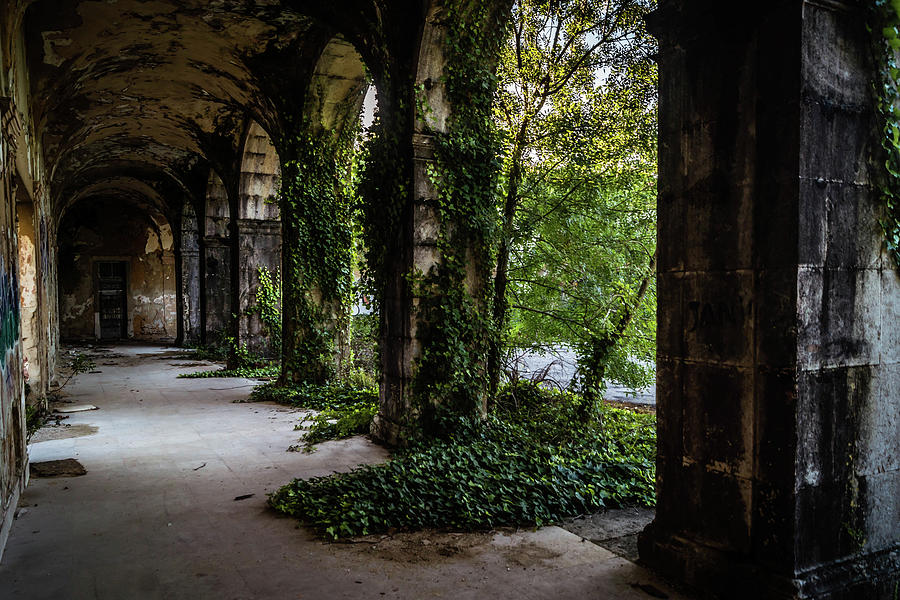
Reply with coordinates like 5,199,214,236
201,236,231,343
178,201,201,346
369,0,505,444
372,132,444,444
276,125,354,385
236,218,281,356
639,2,900,598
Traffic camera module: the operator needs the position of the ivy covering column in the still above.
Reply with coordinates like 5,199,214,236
364,0,511,444
277,115,355,384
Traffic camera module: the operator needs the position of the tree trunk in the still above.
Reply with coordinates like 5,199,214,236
579,249,657,420
488,120,529,400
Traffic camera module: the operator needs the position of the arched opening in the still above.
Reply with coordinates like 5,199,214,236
57,195,177,342
201,170,232,345
236,120,281,357
1,2,895,598
273,34,369,384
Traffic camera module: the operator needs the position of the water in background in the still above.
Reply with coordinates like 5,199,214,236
505,346,656,405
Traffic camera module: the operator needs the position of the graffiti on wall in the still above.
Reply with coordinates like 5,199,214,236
0,251,21,432
0,253,20,365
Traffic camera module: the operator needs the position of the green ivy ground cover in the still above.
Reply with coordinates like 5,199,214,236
178,364,281,379
269,383,656,539
251,379,379,450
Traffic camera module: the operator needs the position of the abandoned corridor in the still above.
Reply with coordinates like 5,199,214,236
0,345,683,600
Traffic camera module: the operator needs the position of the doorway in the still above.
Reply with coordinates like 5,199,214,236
97,261,126,340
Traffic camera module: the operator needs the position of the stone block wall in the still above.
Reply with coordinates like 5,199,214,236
640,2,900,598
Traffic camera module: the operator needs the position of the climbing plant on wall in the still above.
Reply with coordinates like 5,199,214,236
412,0,508,420
248,266,282,350
872,0,900,269
278,115,357,384
354,1,510,433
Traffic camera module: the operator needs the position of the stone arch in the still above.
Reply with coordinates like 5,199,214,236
57,190,177,342
235,120,282,356
201,169,232,344
273,34,369,383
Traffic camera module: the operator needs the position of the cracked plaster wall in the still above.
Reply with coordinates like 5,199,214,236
0,6,60,562
58,199,177,342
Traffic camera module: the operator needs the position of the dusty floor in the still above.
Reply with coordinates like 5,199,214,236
0,344,687,600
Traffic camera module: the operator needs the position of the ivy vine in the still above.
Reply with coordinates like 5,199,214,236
412,0,507,422
355,2,508,435
277,114,357,384
247,266,282,350
872,0,900,268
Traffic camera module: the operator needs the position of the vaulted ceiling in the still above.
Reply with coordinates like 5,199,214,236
22,0,412,221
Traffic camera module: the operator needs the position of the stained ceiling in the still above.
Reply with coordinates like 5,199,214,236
22,0,384,221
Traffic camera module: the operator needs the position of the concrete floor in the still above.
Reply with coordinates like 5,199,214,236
0,345,687,600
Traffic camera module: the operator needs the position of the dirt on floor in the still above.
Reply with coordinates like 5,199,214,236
338,530,495,564
30,423,99,443
30,458,87,477
559,507,655,561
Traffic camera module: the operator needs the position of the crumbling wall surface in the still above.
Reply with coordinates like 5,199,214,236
0,4,57,561
0,129,26,563
57,198,177,342
15,202,38,389
237,122,281,356
0,151,26,565
203,172,232,343
794,4,900,594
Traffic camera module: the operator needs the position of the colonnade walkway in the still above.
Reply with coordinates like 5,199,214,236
0,345,686,599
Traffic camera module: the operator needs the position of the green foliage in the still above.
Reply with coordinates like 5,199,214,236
68,352,97,377
254,376,379,450
52,351,96,393
349,314,378,376
270,386,655,539
184,343,229,362
178,364,280,379
27,351,97,441
247,266,282,350
250,379,377,411
493,0,658,395
25,402,48,441
356,116,409,319
183,331,260,366
294,399,378,451
410,0,508,421
278,116,357,384
871,0,900,269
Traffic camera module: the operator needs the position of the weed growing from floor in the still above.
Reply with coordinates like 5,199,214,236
27,351,97,441
252,375,378,450
269,382,656,539
178,364,281,379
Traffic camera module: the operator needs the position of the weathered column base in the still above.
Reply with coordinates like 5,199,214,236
639,527,900,600
370,412,405,447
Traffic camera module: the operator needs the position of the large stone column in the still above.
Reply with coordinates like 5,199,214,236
639,2,900,598
177,200,201,346
236,218,281,356
372,130,447,444
200,236,231,343
369,0,508,444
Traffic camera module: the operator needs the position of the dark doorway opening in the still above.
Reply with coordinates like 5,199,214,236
97,261,127,340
